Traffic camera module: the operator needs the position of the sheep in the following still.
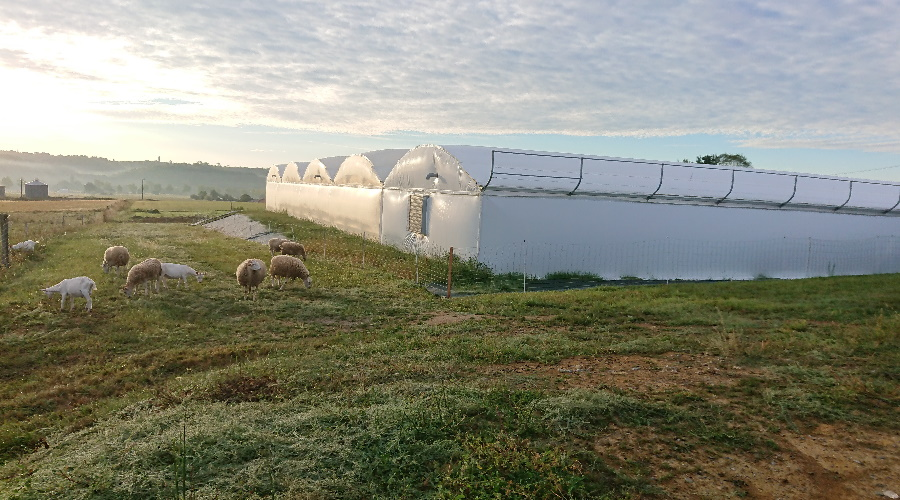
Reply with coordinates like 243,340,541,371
123,258,163,297
160,263,204,289
102,245,130,275
236,258,267,299
269,255,312,290
11,240,37,252
41,276,97,311
268,237,287,256
279,241,307,260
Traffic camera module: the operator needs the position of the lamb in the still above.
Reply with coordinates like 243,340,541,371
236,258,267,299
161,263,204,289
269,255,312,290
279,241,307,260
41,276,97,311
11,240,37,252
102,245,130,275
123,258,163,297
268,237,287,256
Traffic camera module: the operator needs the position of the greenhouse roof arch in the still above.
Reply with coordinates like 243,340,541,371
334,149,408,187
303,156,345,185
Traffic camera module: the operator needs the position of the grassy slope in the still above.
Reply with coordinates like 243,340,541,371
0,201,897,499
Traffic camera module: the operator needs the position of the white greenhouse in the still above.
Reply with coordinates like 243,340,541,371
266,145,900,280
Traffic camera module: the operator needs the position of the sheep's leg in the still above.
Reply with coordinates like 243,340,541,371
59,293,66,311
85,292,93,311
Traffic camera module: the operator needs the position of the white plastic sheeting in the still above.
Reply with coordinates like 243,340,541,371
267,164,286,183
382,189,480,260
384,145,481,193
334,149,407,187
267,144,900,280
477,194,900,279
303,157,345,185
281,162,304,184
272,183,382,238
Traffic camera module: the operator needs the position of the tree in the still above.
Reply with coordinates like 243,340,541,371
196,190,208,200
239,194,252,202
684,153,752,167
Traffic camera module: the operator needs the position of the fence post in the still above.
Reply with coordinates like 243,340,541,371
362,232,366,267
447,247,454,299
806,237,812,278
1,214,8,268
415,244,419,284
523,239,527,293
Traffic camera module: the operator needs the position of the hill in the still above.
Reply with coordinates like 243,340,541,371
0,150,267,199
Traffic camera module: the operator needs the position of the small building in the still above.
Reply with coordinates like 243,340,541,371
0,185,5,198
24,179,49,199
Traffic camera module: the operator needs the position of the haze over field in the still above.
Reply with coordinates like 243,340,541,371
1,1,899,179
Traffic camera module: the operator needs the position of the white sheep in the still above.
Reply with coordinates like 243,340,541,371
279,241,307,260
41,276,97,311
123,258,163,297
161,263,204,289
12,240,38,252
268,237,287,256
102,245,130,275
236,258,266,299
269,255,312,290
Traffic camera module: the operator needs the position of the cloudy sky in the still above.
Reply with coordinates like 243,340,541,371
1,0,898,179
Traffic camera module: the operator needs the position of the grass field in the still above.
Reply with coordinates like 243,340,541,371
0,199,897,499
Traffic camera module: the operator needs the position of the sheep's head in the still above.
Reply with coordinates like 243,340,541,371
195,271,205,283
304,276,312,289
122,284,134,297
102,261,110,273
40,288,54,298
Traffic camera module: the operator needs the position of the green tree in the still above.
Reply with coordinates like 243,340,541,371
239,194,252,202
684,153,752,167
0,176,12,187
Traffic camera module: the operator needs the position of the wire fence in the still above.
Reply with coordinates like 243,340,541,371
255,221,900,295
1,208,116,269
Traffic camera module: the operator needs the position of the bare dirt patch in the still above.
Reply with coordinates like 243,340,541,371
483,354,900,499
485,352,765,393
423,312,483,326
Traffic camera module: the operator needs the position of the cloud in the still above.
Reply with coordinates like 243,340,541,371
1,0,898,152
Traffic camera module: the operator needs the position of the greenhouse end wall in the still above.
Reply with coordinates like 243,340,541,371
267,183,383,238
381,189,481,260
477,194,900,280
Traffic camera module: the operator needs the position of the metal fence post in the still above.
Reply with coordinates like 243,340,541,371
1,214,9,268
447,247,454,299
523,239,527,293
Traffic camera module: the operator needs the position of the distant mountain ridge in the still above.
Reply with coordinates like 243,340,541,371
0,150,267,198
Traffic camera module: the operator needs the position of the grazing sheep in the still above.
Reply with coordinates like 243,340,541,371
41,276,97,311
236,258,266,299
102,245,130,275
269,255,312,290
161,263,204,289
279,241,307,260
11,240,37,252
123,258,163,297
268,237,287,256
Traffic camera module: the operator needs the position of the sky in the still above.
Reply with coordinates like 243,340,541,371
1,0,899,180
